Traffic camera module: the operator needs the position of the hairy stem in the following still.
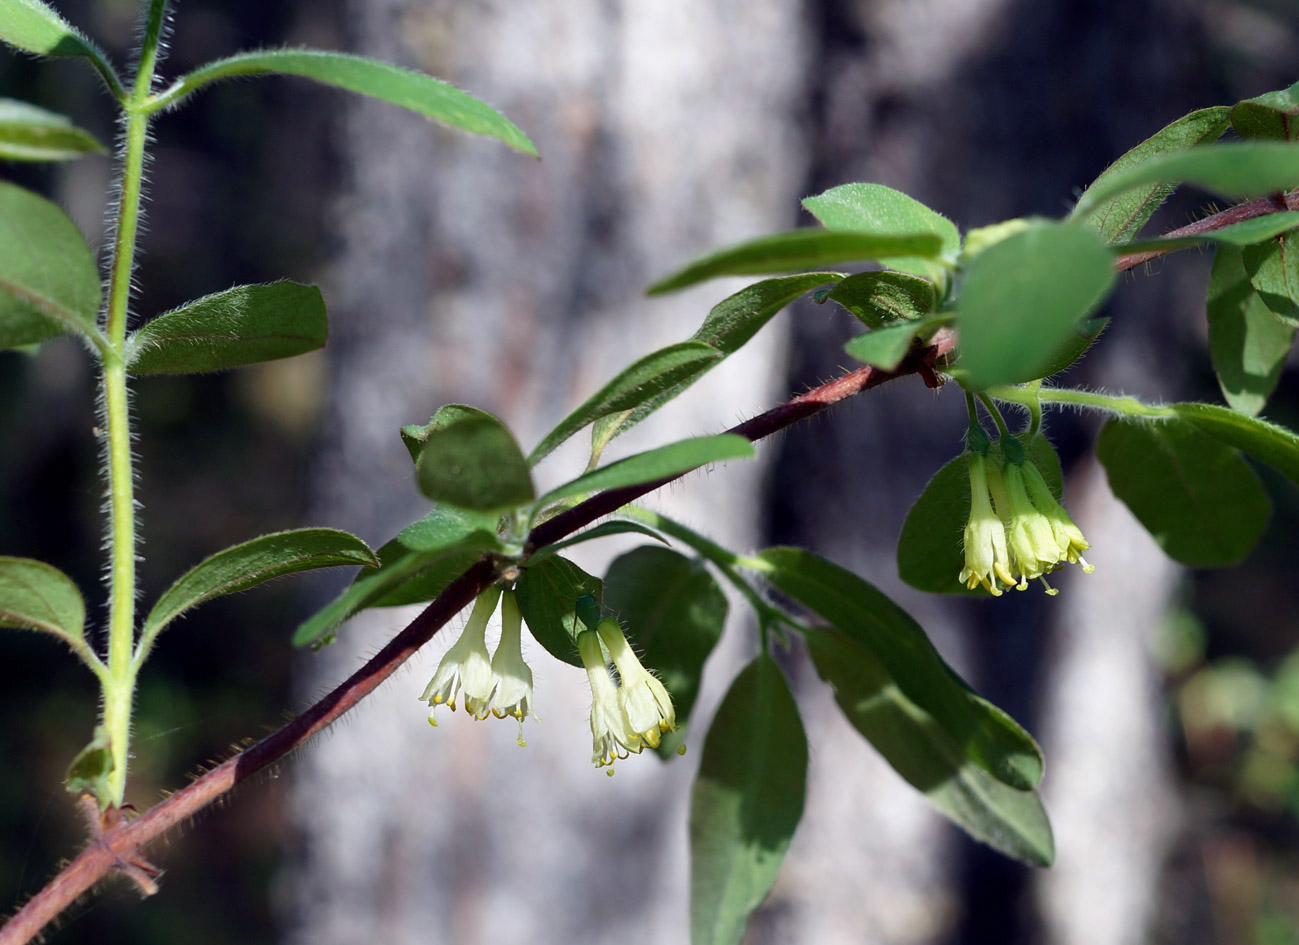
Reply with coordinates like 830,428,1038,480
988,384,1175,419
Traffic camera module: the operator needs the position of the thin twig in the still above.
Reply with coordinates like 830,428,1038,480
1112,190,1299,272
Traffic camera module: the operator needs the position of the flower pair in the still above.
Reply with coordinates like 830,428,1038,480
960,446,1093,596
578,618,677,775
421,587,537,745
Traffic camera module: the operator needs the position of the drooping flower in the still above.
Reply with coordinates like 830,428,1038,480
960,451,1017,596
1019,461,1094,573
421,586,500,722
577,628,641,774
595,618,676,749
998,460,1066,590
490,590,538,746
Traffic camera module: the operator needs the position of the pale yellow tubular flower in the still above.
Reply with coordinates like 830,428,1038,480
1000,461,1064,590
420,586,501,723
595,618,676,749
1019,461,1094,573
577,629,641,774
490,590,538,746
959,451,1016,596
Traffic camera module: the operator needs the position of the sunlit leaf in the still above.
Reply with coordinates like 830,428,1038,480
0,0,122,98
0,555,86,653
802,182,959,279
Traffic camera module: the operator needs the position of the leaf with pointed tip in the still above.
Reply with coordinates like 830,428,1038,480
528,342,721,466
1073,106,1229,243
0,180,102,350
806,624,1053,866
0,98,105,161
416,408,535,512
1096,418,1271,566
157,50,535,155
956,221,1115,389
1242,231,1299,326
514,555,601,667
1231,81,1299,142
604,546,727,757
143,529,378,652
1207,246,1295,416
690,656,807,945
0,556,87,654
1072,141,1299,221
647,229,943,295
802,183,959,279
125,281,327,374
537,434,753,508
0,0,122,97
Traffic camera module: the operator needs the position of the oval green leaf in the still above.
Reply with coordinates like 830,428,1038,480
806,624,1054,866
820,270,936,329
0,98,105,161
514,555,602,668
0,180,102,350
416,408,535,512
1242,230,1299,326
125,281,328,374
143,528,379,650
603,546,727,756
156,49,535,156
1207,246,1296,416
0,555,86,649
1096,418,1271,566
802,183,959,279
956,221,1115,389
753,546,1043,790
536,434,754,508
1072,106,1230,243
1072,141,1299,220
690,655,807,945
647,229,944,295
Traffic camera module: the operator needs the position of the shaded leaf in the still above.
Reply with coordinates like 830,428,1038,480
157,49,535,155
514,555,601,668
529,342,721,466
754,546,1043,790
1242,231,1299,325
1207,246,1295,416
819,270,936,329
125,281,327,374
1074,106,1230,243
1096,418,1270,566
0,555,85,649
690,656,807,945
802,182,959,279
416,408,535,512
401,404,486,466
0,97,105,161
1072,141,1299,220
65,725,113,807
0,180,102,350
956,221,1115,388
647,229,944,295
603,546,727,756
1172,402,1299,487
537,434,754,508
806,624,1053,866
1231,81,1299,142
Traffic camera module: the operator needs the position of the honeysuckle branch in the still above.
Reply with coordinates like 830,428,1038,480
0,330,953,945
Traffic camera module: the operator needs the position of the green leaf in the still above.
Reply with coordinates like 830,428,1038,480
143,529,378,651
1073,106,1230,243
819,270,936,329
898,437,1062,596
514,555,601,668
594,274,838,453
1231,81,1299,142
124,281,327,375
400,404,486,466
1171,402,1299,488
0,180,102,350
537,434,754,508
0,0,122,98
65,725,113,807
647,230,944,295
1096,418,1271,566
0,98,105,161
157,49,535,156
1118,211,1299,254
1207,246,1295,416
1072,141,1299,221
1242,231,1299,325
528,342,721,466
843,314,947,371
802,183,959,279
806,624,1053,866
0,555,86,650
690,655,807,945
753,546,1043,790
956,221,1115,388
603,546,727,756
416,408,535,512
